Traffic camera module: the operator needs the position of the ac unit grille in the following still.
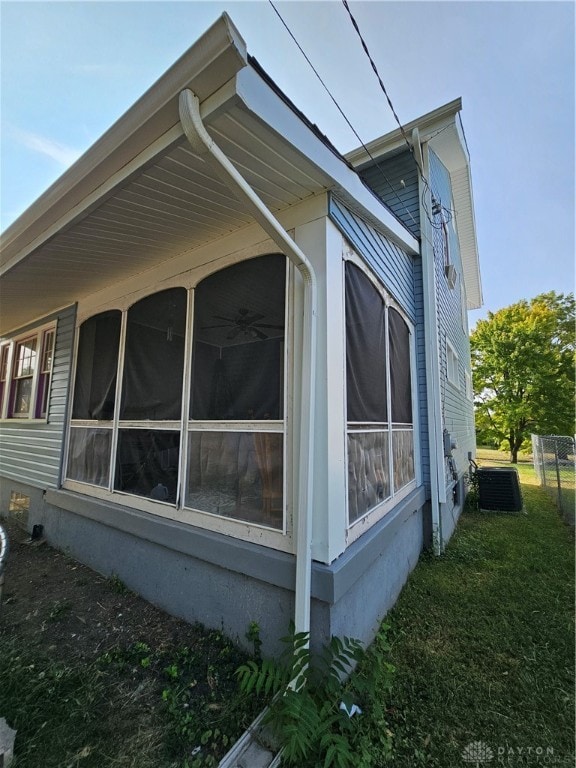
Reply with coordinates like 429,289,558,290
476,467,523,512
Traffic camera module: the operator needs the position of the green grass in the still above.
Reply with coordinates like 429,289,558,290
2,453,573,767
0,630,262,768
352,457,575,767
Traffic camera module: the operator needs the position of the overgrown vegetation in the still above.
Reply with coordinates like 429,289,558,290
0,625,262,768
236,627,394,767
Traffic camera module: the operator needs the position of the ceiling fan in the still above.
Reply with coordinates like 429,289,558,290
202,308,284,340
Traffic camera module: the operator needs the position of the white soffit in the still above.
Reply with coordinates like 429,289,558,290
0,13,418,335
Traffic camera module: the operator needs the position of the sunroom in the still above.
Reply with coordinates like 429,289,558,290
1,14,425,651
64,247,418,546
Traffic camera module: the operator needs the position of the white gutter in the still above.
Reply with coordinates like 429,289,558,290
414,129,443,555
178,89,317,637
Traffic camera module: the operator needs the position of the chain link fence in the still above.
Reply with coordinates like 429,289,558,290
531,434,575,524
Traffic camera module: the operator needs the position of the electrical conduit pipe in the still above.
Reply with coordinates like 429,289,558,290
178,89,317,639
412,127,442,554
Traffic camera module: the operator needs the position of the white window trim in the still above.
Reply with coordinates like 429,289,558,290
0,321,56,421
63,251,294,552
342,252,419,545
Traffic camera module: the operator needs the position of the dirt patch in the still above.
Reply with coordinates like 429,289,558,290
1,517,216,662
0,516,261,768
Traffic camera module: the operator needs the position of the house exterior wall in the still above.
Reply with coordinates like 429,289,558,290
358,150,420,238
329,195,416,321
328,195,430,498
0,304,75,497
28,483,426,657
0,199,429,655
428,147,475,535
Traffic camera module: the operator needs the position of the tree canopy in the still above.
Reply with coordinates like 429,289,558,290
470,291,575,462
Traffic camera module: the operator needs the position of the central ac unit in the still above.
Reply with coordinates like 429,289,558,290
476,467,523,512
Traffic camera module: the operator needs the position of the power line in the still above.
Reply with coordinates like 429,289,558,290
340,0,457,230
341,0,418,170
267,0,419,232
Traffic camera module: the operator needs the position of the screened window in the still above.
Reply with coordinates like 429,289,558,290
73,311,121,420
186,255,286,529
345,262,415,525
66,255,287,531
121,288,187,421
190,256,285,421
68,310,121,486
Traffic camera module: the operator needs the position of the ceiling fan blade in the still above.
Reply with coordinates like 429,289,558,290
253,323,285,330
253,328,268,340
213,315,235,323
202,324,233,330
242,312,265,324
227,327,243,340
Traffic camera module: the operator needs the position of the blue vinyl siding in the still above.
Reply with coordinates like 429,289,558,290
328,195,430,493
359,150,420,238
0,305,76,489
429,149,475,483
329,195,416,321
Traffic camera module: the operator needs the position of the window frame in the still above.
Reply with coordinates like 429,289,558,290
446,339,460,389
0,322,57,421
465,370,473,401
343,254,418,543
63,253,293,552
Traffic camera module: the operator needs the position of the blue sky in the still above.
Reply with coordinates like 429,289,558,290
1,1,574,326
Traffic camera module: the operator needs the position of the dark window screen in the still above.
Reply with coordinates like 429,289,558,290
345,262,387,422
388,307,412,424
121,288,187,420
115,429,180,503
72,310,121,420
67,427,112,487
191,255,286,420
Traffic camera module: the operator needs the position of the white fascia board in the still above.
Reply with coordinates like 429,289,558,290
1,13,247,268
428,120,483,310
345,98,463,169
234,68,419,256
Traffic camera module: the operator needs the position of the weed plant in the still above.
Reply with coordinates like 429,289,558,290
236,626,395,768
0,628,262,768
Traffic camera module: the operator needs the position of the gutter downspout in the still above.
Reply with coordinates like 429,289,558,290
178,89,318,637
413,128,443,555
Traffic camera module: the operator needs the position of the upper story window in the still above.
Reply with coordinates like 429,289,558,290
0,324,56,420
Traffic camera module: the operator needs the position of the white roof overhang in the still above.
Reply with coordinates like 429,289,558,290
0,13,417,335
346,99,483,310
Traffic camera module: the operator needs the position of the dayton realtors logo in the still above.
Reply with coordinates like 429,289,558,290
462,742,557,766
462,742,494,766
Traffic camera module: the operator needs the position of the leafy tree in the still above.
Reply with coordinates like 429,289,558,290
470,292,575,463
